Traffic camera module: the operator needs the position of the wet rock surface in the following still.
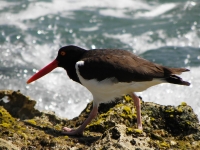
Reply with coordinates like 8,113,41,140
0,90,199,149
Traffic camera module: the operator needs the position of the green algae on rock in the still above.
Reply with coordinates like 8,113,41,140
0,90,41,119
0,90,200,149
0,106,16,126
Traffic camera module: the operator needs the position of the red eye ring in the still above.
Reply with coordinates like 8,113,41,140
60,51,66,56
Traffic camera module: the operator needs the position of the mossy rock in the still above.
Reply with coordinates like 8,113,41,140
0,90,41,119
0,90,200,150
0,106,16,125
86,98,138,133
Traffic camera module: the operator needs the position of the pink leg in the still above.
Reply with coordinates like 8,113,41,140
62,103,98,136
130,92,142,130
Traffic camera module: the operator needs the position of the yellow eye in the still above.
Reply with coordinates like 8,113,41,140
60,51,66,56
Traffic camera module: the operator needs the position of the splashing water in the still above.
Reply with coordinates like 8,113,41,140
0,0,200,119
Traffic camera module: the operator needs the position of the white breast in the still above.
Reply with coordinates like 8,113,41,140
75,61,165,105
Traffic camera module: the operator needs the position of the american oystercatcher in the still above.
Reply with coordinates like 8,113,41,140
27,45,190,136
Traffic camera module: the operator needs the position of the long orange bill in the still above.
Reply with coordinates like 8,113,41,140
27,60,58,84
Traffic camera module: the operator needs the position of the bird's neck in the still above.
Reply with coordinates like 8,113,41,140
65,63,81,84
63,48,87,84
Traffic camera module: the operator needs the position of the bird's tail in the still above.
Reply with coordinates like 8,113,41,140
165,75,190,86
163,67,190,86
169,68,190,75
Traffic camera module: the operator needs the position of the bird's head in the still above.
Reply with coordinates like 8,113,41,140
27,45,85,84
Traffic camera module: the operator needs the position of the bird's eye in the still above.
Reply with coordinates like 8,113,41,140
60,51,66,56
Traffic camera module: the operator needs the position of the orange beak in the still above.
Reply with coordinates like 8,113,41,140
27,60,58,84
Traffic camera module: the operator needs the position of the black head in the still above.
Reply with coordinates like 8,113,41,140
56,45,86,68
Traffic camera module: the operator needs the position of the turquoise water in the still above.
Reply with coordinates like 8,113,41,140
0,0,200,119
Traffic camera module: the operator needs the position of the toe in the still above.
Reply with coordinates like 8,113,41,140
61,127,83,136
62,127,72,132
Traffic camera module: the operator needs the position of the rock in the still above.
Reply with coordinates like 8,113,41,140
0,138,19,150
0,90,41,119
0,90,200,149
91,124,153,150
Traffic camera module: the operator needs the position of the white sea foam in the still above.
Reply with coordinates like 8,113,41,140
104,29,200,54
0,0,199,120
79,26,100,32
135,3,177,18
0,0,153,29
0,1,15,10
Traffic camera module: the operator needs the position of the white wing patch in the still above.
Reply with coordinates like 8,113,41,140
75,61,84,70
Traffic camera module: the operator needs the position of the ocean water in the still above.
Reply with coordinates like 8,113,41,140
0,0,200,120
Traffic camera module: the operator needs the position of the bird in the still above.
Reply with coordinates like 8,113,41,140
27,45,190,136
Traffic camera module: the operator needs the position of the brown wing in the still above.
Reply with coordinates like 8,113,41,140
78,49,188,82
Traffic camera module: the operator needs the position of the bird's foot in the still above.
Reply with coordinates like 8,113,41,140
137,124,143,130
62,127,83,136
